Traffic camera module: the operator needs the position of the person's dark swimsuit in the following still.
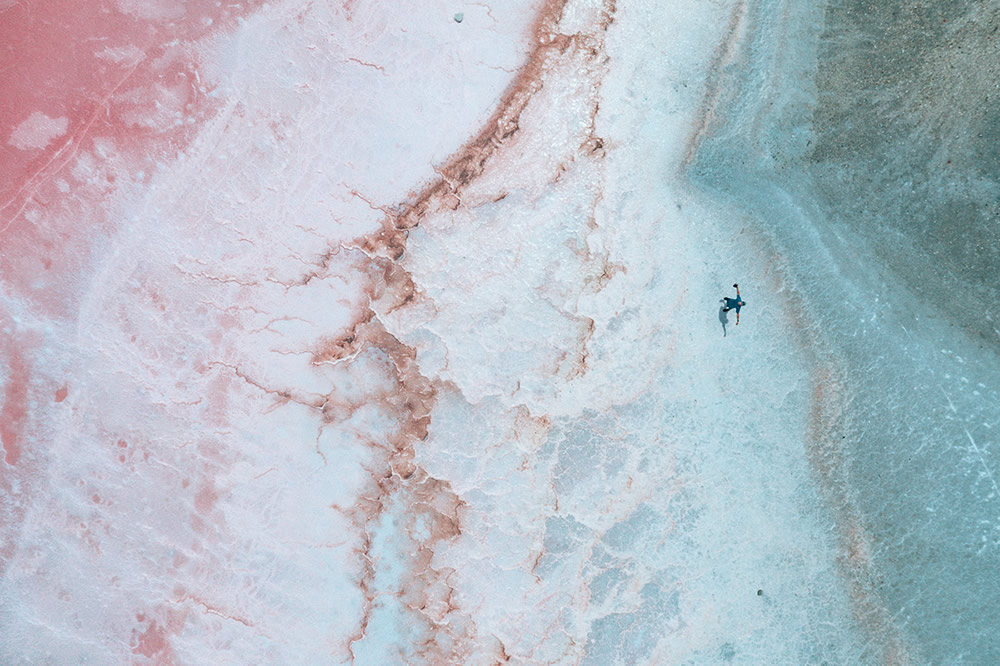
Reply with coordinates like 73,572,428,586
723,297,745,313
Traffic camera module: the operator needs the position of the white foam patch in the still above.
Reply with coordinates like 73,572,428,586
95,45,146,64
114,0,185,21
8,111,69,151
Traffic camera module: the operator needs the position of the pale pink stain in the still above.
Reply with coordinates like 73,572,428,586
194,483,219,514
132,620,169,660
1,339,30,466
0,320,31,465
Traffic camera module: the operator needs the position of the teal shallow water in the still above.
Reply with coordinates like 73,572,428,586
689,0,1000,661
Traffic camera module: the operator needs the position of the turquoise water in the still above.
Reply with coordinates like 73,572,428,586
690,0,1000,661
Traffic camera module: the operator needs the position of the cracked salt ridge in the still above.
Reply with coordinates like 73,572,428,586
377,0,871,664
345,3,612,661
0,0,543,662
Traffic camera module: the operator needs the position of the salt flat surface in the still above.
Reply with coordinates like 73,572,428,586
2,0,997,663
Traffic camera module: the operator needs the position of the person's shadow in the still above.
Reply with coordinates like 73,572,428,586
718,305,728,337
